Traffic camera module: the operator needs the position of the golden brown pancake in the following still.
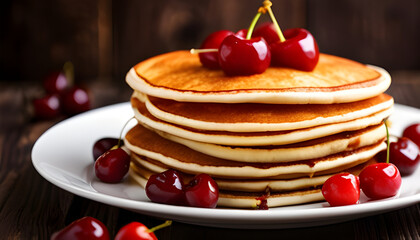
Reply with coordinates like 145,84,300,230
130,157,375,192
141,92,393,132
126,51,391,104
155,123,386,163
124,124,386,179
129,157,377,208
129,170,324,208
131,97,392,146
124,50,393,208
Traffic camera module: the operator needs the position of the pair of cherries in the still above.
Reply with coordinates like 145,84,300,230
92,138,219,209
197,1,318,76
322,122,420,207
322,164,402,207
146,169,219,208
199,26,318,76
33,70,90,119
51,216,171,240
93,137,130,183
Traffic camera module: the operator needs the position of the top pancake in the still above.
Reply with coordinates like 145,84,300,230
126,51,391,104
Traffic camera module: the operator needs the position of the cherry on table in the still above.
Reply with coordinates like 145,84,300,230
185,173,219,208
359,163,401,200
389,137,420,176
51,216,109,240
321,172,360,206
44,71,69,94
115,222,157,240
199,30,234,69
403,123,420,148
145,169,186,206
218,35,271,76
61,86,91,115
115,220,171,240
93,137,120,161
32,94,61,119
94,148,130,183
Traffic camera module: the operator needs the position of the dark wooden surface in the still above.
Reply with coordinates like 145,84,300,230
0,72,420,239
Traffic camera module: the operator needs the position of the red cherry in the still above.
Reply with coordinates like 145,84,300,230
33,94,61,119
199,30,234,69
253,22,280,45
51,216,109,240
61,86,91,115
184,174,219,208
218,34,271,76
115,222,157,240
270,28,319,71
145,169,186,206
359,163,401,199
321,173,360,206
44,71,68,94
403,123,420,148
93,137,120,161
235,29,248,38
389,137,420,176
94,148,130,183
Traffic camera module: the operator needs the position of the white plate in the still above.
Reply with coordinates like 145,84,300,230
32,103,420,229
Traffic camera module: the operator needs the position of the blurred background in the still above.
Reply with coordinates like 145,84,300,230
1,0,419,84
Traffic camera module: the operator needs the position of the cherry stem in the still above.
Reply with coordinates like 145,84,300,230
384,120,390,164
63,61,74,87
246,11,263,40
190,48,218,54
148,220,172,233
118,116,135,148
263,0,286,42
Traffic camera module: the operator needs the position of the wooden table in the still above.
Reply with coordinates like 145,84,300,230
1,72,419,239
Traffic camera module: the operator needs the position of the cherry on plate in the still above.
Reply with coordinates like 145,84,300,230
185,173,219,208
403,123,420,148
93,137,120,161
389,137,420,176
94,148,130,183
359,163,401,200
145,169,186,206
51,216,109,240
321,172,360,207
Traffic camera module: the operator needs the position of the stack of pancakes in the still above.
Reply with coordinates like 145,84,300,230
124,51,393,208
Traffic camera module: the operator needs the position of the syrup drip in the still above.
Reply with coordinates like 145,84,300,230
256,188,270,210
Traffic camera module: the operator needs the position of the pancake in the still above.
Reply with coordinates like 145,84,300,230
129,157,377,208
125,49,393,208
129,152,377,180
218,189,324,208
129,170,324,208
131,97,393,146
124,124,386,179
126,51,391,104
130,157,375,192
141,92,393,132
155,123,386,163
